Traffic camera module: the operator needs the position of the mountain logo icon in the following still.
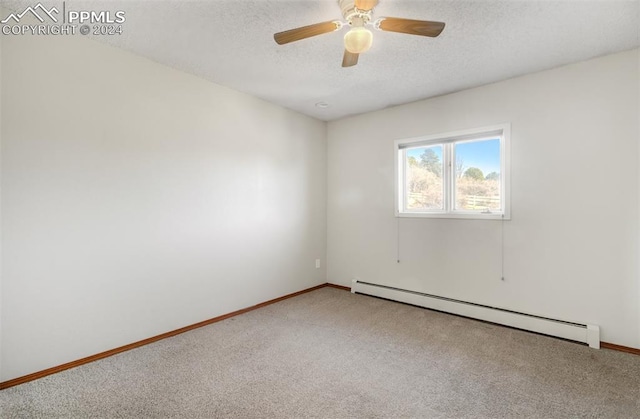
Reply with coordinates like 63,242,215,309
1,3,59,24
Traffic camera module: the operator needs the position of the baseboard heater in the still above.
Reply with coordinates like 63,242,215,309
351,280,600,349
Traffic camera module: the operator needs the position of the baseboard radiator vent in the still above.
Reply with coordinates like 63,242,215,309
351,280,600,349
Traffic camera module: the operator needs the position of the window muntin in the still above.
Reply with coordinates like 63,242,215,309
395,125,509,219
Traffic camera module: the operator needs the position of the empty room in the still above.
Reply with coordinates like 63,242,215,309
1,0,639,417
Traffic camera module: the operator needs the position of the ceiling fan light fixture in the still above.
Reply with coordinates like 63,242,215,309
344,26,373,54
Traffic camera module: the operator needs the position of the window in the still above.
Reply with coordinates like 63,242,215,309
395,124,510,219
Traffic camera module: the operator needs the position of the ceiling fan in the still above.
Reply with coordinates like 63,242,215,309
273,0,445,67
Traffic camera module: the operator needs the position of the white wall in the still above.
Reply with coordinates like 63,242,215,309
0,23,4,379
637,48,640,346
1,33,326,381
328,49,640,348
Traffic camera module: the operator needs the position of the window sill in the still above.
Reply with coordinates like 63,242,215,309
396,211,510,220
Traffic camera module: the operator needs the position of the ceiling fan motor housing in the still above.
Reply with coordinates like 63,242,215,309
339,0,373,26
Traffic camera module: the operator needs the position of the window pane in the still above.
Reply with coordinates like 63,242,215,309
405,145,443,210
454,139,501,211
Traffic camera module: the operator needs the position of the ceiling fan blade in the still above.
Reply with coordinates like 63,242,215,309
342,50,359,67
274,21,341,45
377,17,445,37
355,0,378,11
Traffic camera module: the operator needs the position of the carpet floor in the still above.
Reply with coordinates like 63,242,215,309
1,287,639,418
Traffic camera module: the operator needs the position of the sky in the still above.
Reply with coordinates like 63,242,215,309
407,138,501,176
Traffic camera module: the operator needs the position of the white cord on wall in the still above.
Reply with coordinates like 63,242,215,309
396,216,400,263
501,213,505,281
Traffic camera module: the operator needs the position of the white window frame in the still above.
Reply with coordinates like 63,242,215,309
395,123,510,220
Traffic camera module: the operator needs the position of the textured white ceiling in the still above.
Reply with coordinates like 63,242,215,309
3,0,640,120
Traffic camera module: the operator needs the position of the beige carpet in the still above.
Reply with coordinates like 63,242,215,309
1,287,639,418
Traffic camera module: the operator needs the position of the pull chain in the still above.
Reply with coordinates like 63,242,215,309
397,216,400,263
501,214,505,281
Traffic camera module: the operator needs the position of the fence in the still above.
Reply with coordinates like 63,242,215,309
408,193,499,210
465,195,500,210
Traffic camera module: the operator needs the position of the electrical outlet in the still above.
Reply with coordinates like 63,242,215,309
315,259,321,269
